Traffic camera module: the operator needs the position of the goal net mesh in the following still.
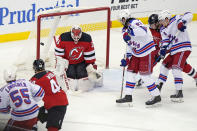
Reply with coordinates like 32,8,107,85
14,7,110,79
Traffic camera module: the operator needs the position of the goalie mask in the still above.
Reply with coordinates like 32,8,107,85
71,25,82,44
33,59,45,72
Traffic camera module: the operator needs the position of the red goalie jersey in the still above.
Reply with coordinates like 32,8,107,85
55,32,96,64
30,71,68,110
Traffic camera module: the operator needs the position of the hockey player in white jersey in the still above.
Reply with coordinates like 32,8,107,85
148,13,197,93
0,67,44,131
157,10,193,102
116,10,161,106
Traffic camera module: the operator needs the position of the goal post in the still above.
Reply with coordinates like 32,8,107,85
36,7,111,69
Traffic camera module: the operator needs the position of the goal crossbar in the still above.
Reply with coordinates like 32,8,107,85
36,7,111,68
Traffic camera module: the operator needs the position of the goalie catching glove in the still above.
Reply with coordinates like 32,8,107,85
86,64,102,83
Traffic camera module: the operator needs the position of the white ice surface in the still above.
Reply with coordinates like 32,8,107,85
0,22,197,131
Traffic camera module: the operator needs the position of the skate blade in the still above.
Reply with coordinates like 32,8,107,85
171,98,184,103
146,102,161,108
116,102,133,107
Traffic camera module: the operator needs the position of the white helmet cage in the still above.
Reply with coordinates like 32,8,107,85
4,66,17,82
158,10,171,20
71,25,82,43
118,10,131,25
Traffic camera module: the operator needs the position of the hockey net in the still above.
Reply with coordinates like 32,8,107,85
14,7,110,78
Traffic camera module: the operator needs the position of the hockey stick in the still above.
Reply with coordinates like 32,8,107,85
154,31,180,64
120,66,126,99
120,44,128,99
0,121,34,131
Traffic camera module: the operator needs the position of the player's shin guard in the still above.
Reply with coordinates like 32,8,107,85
183,64,197,86
156,64,169,85
116,72,136,105
124,72,136,95
171,69,183,102
183,63,196,78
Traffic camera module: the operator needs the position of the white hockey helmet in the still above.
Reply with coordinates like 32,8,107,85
71,25,82,44
3,66,17,82
158,10,171,20
117,10,131,25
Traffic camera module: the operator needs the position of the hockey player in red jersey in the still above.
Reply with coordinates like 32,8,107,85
115,10,161,106
54,25,102,92
30,59,68,131
148,13,197,94
0,66,43,131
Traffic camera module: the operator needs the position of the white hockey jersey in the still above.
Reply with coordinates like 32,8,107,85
123,18,155,57
160,12,193,55
0,79,44,121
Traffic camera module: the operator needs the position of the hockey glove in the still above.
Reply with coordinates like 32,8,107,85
38,106,48,123
120,58,129,67
177,20,187,32
159,46,167,59
123,32,131,43
154,54,161,64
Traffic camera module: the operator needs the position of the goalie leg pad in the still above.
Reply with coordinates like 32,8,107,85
55,73,69,92
68,78,77,91
77,77,95,92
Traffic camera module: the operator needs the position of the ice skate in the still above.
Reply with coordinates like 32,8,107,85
170,90,184,103
116,95,133,107
145,95,161,107
135,79,144,88
156,82,163,91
